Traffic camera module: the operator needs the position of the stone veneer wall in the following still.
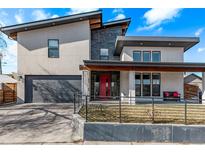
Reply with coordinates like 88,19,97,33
91,26,122,60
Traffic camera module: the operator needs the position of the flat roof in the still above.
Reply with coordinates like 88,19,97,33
115,36,200,55
81,60,205,72
1,10,102,37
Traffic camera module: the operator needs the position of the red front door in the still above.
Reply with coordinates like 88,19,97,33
99,74,111,98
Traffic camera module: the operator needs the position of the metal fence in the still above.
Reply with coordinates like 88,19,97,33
73,93,205,125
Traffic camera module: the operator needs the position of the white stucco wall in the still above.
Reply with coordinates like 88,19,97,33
17,20,90,75
16,20,91,102
120,46,184,100
121,46,184,62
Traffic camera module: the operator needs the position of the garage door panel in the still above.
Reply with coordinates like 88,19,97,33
25,75,81,103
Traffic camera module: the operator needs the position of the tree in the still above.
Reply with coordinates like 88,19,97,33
0,23,7,74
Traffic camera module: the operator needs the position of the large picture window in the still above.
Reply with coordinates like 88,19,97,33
48,39,59,58
142,73,151,96
135,73,141,96
135,73,161,97
152,73,160,96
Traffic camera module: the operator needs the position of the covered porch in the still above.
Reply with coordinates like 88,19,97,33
80,60,205,104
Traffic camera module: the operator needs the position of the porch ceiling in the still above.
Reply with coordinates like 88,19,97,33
80,60,205,72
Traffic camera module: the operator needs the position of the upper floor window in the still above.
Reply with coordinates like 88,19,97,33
143,51,151,62
133,51,141,62
152,51,161,62
100,48,109,60
48,39,59,58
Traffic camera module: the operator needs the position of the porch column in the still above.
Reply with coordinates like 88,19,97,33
82,70,89,96
129,71,135,104
202,72,205,104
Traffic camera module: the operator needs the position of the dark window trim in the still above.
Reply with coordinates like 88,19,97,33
48,39,59,58
135,73,161,97
152,51,161,62
133,51,142,62
143,51,151,62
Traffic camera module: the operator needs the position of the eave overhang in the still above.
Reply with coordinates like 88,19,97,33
80,60,205,72
102,18,131,35
115,36,200,56
0,10,103,40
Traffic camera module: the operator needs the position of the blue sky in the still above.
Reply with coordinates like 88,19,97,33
0,8,205,74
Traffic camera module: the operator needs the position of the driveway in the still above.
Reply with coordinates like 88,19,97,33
0,103,75,144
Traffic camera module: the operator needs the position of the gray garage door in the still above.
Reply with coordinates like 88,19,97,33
25,75,81,103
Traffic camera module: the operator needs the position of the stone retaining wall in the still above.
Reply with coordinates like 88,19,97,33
84,122,205,143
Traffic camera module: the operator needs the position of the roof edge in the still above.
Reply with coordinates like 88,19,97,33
1,10,102,30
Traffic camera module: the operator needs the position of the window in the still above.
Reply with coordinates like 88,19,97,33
48,39,59,58
143,51,151,62
142,73,151,96
152,51,161,62
100,48,109,60
135,73,141,96
133,51,141,62
152,73,160,96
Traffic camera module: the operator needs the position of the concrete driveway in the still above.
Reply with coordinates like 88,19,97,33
0,103,75,144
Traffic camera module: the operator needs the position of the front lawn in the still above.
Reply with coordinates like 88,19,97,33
79,103,205,125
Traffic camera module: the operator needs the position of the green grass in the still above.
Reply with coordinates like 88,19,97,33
79,104,205,125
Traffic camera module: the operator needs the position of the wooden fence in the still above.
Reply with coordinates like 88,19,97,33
0,83,17,104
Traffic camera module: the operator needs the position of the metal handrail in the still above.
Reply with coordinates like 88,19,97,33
73,94,205,125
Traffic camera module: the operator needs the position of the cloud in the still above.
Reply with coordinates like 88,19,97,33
198,48,205,53
32,9,60,21
156,27,163,33
32,9,50,21
114,14,126,20
137,8,182,31
112,8,124,14
68,8,99,15
195,28,204,37
0,10,8,26
51,14,59,18
109,8,126,21
14,9,24,24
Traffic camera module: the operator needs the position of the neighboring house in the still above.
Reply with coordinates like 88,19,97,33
184,73,202,100
1,10,205,103
184,73,202,90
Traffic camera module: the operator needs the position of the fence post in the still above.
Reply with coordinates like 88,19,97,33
73,93,76,114
85,95,88,122
152,97,154,123
119,96,122,123
185,99,187,125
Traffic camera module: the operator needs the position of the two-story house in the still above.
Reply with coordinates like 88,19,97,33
1,10,205,103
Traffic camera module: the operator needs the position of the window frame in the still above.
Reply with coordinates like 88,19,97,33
142,73,151,96
143,51,151,62
152,51,161,62
48,39,59,58
100,48,109,60
133,51,142,62
152,73,161,96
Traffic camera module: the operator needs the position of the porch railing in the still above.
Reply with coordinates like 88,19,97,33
73,94,205,125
